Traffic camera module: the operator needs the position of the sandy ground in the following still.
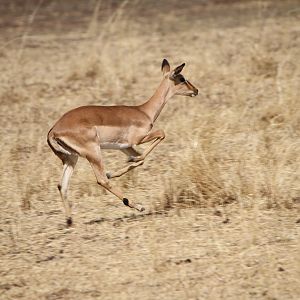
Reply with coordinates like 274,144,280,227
1,207,299,299
0,0,300,299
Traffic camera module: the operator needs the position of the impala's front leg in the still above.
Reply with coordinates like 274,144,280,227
121,147,142,161
129,129,165,162
106,147,143,179
106,160,144,179
106,130,165,179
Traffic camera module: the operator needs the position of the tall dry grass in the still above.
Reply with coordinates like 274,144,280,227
161,43,300,211
0,0,299,218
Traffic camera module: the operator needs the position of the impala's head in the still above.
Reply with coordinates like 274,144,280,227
161,59,198,97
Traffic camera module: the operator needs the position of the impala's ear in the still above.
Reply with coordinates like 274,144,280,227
170,63,185,79
161,59,170,75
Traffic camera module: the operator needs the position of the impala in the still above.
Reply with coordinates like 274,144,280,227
47,59,198,225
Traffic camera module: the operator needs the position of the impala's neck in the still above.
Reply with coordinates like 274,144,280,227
139,78,174,123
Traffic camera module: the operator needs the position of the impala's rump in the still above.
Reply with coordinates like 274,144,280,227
47,131,81,168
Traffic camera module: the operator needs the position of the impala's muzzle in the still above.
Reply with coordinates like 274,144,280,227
191,88,198,97
186,80,198,97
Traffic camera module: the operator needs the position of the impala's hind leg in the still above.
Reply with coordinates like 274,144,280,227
85,143,144,212
58,154,78,226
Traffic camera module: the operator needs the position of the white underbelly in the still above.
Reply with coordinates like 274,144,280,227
100,142,131,150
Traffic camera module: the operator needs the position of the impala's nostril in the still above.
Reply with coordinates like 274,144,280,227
194,89,198,96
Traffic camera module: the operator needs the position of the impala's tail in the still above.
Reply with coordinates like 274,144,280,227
47,129,73,156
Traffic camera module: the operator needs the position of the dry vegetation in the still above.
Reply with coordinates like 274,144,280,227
0,0,300,299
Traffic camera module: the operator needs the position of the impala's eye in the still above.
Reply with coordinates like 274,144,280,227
174,75,186,85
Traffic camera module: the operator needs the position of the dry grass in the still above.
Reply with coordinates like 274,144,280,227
0,0,300,299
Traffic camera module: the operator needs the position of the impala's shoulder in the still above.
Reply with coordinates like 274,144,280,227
132,106,152,122
116,105,153,125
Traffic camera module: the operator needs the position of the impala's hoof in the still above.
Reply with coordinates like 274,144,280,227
135,204,145,212
66,217,73,226
106,172,111,179
122,198,144,212
123,198,129,206
127,156,136,162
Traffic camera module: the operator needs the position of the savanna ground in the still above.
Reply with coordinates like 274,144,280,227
0,0,300,299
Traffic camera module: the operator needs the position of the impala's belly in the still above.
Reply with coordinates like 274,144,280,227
96,125,149,149
100,142,131,150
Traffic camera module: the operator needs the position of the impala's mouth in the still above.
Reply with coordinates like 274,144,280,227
190,89,198,97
